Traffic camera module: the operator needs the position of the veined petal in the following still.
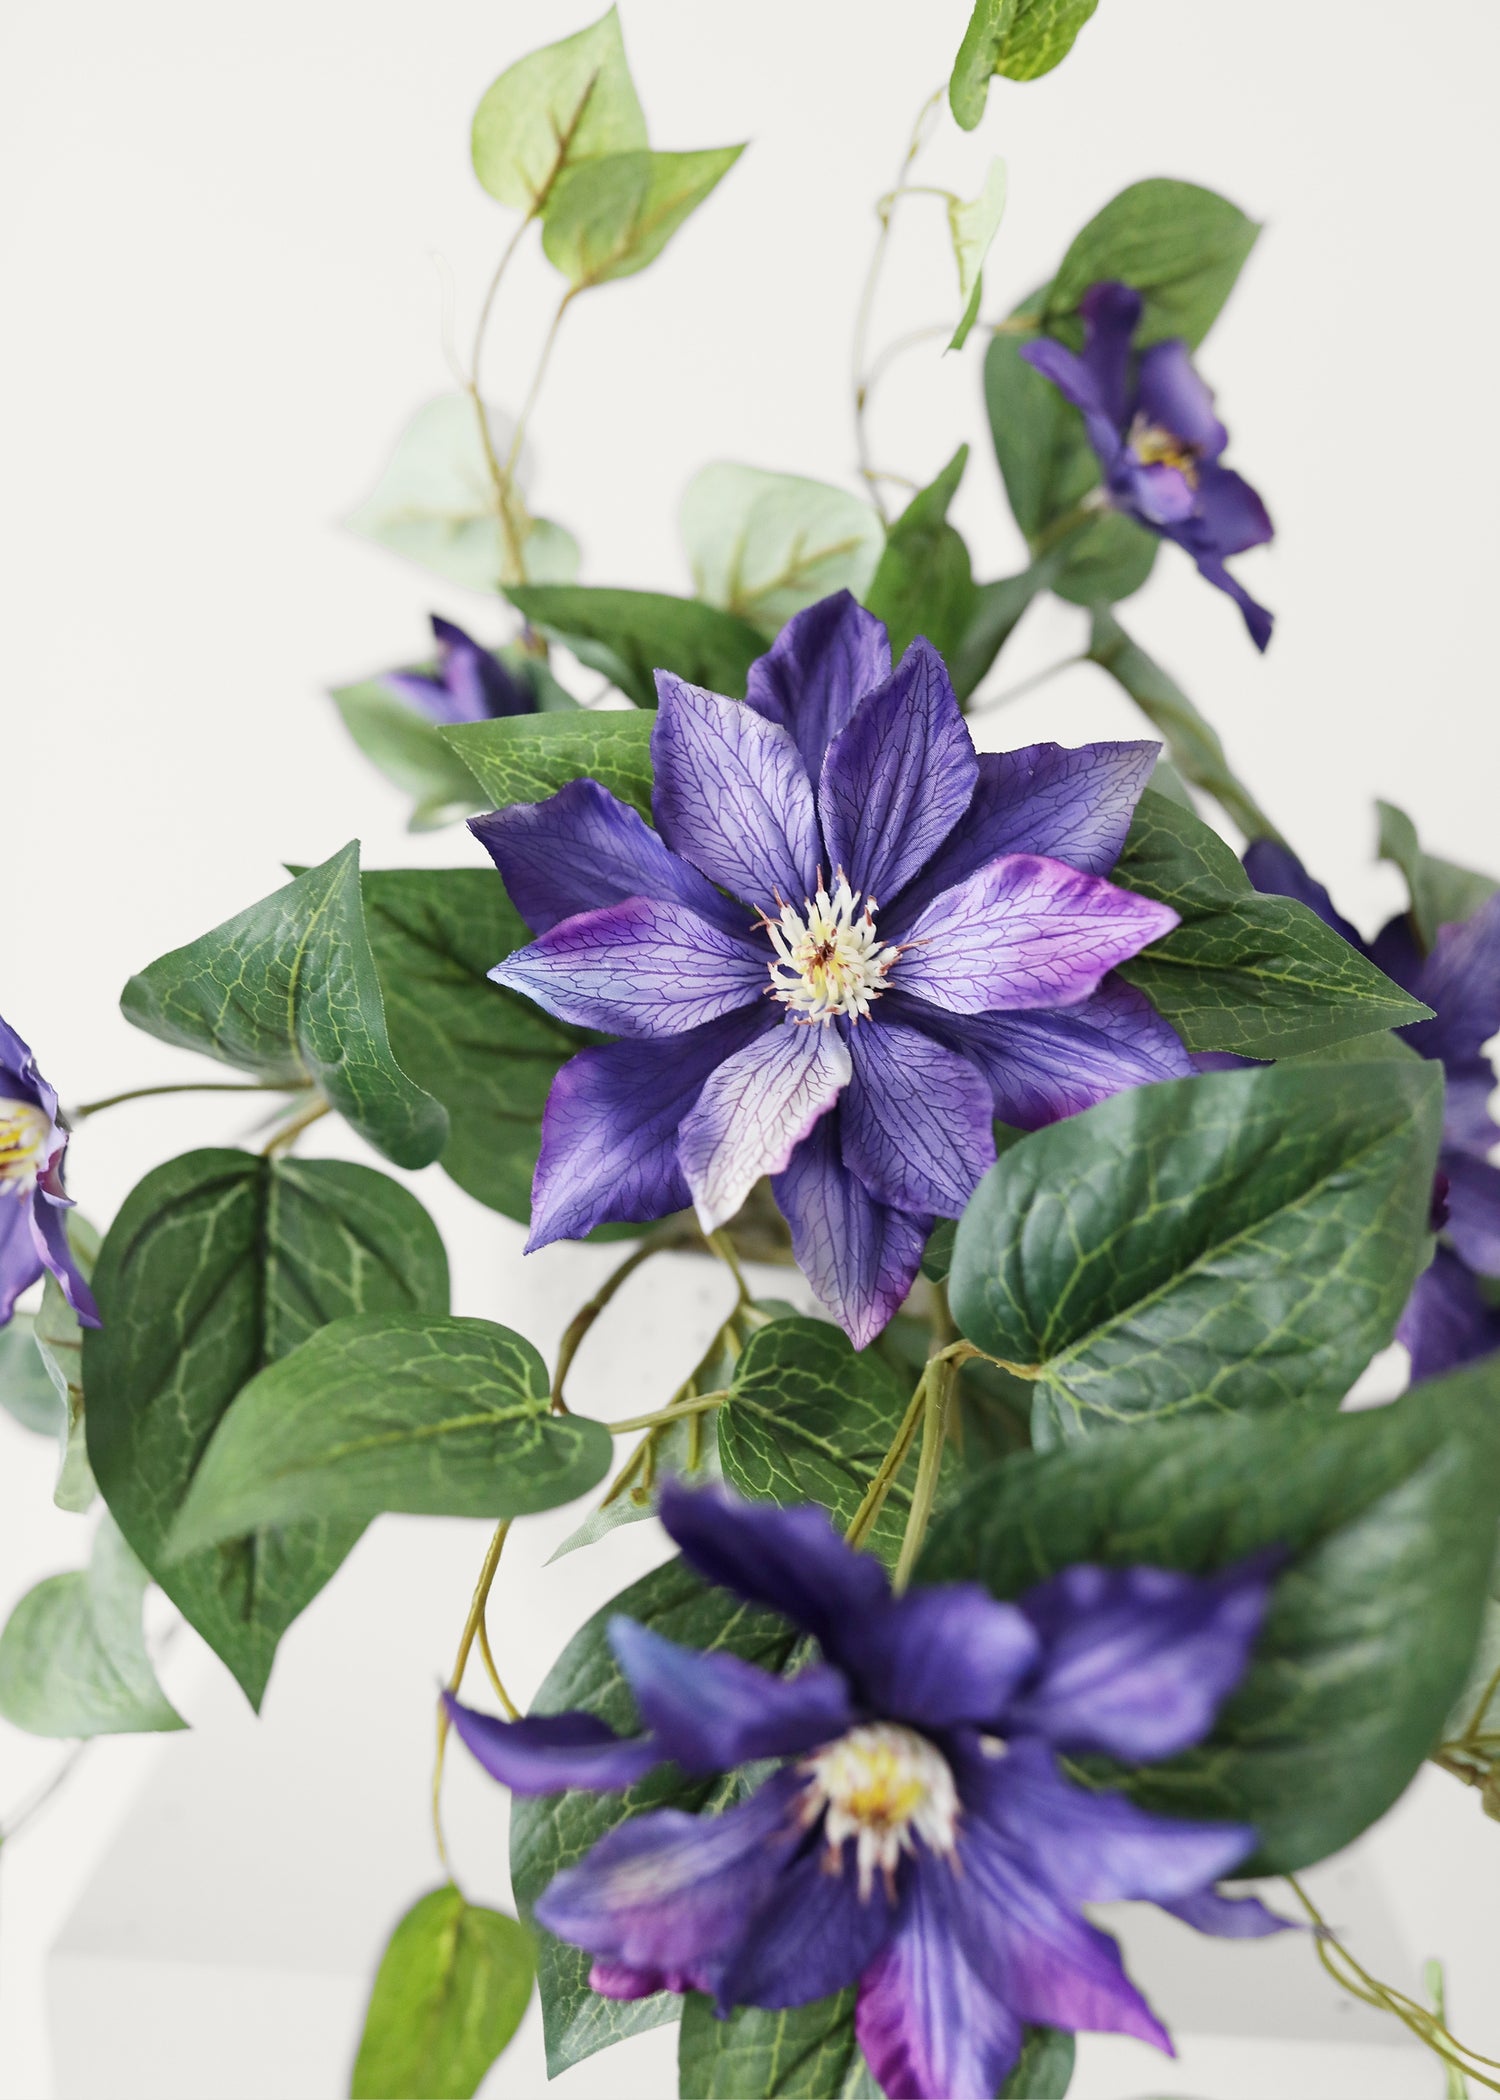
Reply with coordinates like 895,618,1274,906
527,1007,772,1249
678,1018,851,1233
1407,892,1500,1068
652,675,821,912
30,1186,101,1327
1135,340,1227,461
771,1108,932,1346
491,898,765,1039
470,779,749,937
744,591,892,785
841,1020,995,1218
818,640,978,905
443,1697,660,1795
607,1617,854,1774
892,856,1177,1015
836,1586,1039,1732
1398,1248,1500,1383
0,1198,43,1326
1159,1885,1295,1938
1242,840,1365,950
716,1830,894,2012
0,1017,53,1119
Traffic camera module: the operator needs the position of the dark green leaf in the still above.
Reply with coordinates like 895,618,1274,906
864,447,977,667
678,1991,877,2098
947,560,1056,703
0,1515,183,1739
921,1368,1500,1869
950,0,1100,124
1000,2027,1075,2098
170,1313,610,1549
681,465,884,637
542,146,744,288
0,1314,63,1437
35,1216,100,1511
1088,611,1283,843
120,842,448,1170
471,7,647,213
445,708,654,816
949,1060,1443,1434
511,1557,798,2074
351,1883,534,2100
504,585,765,709
85,1150,449,1707
1046,179,1261,349
1377,799,1497,953
1115,789,1433,1057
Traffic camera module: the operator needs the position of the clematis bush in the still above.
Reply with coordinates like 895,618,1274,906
5,8,1500,2100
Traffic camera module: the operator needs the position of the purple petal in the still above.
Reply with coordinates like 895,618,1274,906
856,1861,1026,2100
535,1773,801,1977
606,1617,854,1774
0,1015,49,1105
386,616,531,725
491,898,765,1039
1159,1885,1295,1938
892,855,1178,1016
0,1197,43,1326
887,743,1159,935
840,1021,995,1217
470,779,749,938
589,1956,712,1999
1398,1248,1500,1382
652,676,821,913
818,640,977,905
1115,457,1198,529
837,1586,1039,1732
678,1018,851,1233
1192,464,1274,558
30,1186,101,1327
1077,281,1141,429
1407,892,1500,1067
1135,341,1227,460
1241,841,1365,950
1019,338,1125,474
657,1481,892,1660
1442,1066,1499,1160
444,1697,660,1795
715,1832,894,2011
744,591,892,786
771,1108,932,1346
527,1007,773,1250
1368,913,1426,997
1007,1557,1277,1762
901,976,1190,1132
1442,1150,1500,1276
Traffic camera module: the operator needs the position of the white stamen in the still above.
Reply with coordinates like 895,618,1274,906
798,1722,960,1900
764,873,895,1025
0,1098,51,1196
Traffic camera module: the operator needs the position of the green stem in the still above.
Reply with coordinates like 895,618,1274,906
1028,494,1106,559
609,1388,732,1437
893,1358,954,1592
549,1220,702,1412
972,651,1087,716
845,1379,928,1552
72,1079,295,1120
259,1096,331,1159
432,1520,516,1876
501,287,575,488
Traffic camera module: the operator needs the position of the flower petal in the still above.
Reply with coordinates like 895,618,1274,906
1159,1885,1295,1938
443,1697,661,1795
1007,1557,1277,1762
607,1617,854,1774
1442,1065,1500,1159
1407,892,1500,1068
1242,840,1365,950
527,1007,773,1249
470,779,749,937
1077,280,1141,428
652,675,821,912
30,1186,101,1327
771,1107,931,1345
1442,1149,1500,1276
1135,341,1227,460
716,1833,894,2011
744,591,892,785
855,1860,1025,2100
892,856,1178,1016
678,1018,851,1233
1191,463,1274,557
589,1956,713,1999
491,898,766,1039
0,1197,43,1326
836,1586,1039,1732
840,1020,995,1217
818,640,978,905
1398,1248,1500,1383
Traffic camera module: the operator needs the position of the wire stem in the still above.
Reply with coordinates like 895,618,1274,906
893,1357,955,1592
72,1079,295,1120
431,1519,516,1875
845,1379,928,1552
259,1096,331,1158
502,287,574,487
549,1221,703,1412
608,1388,732,1438
972,651,1087,715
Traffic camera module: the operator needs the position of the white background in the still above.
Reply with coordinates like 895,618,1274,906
3,0,1499,2094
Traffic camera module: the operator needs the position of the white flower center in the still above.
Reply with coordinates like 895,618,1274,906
0,1098,51,1195
799,1722,959,1899
765,874,896,1025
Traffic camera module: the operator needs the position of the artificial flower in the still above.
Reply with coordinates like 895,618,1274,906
0,1016,99,1328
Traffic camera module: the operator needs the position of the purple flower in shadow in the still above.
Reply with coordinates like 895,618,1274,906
472,593,1187,1345
382,614,534,727
1245,840,1500,1380
1021,283,1274,650
0,1018,98,1329
449,1483,1288,2100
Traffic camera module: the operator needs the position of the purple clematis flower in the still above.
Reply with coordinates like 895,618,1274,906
382,614,534,726
1021,282,1274,651
0,1017,98,1329
1245,840,1500,1381
449,1483,1287,2100
472,593,1186,1344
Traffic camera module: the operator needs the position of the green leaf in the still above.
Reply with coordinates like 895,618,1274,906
329,683,488,833
1377,799,1498,953
678,1991,877,2097
121,841,447,1170
949,1060,1443,1437
947,158,1008,347
360,866,588,1221
84,1150,449,1707
351,1883,534,2100
0,1514,183,1739
445,708,653,817
681,466,885,637
947,559,1056,702
542,146,743,289
0,1313,64,1437
511,1557,798,2074
1047,179,1261,350
1088,611,1283,843
719,1317,918,1563
950,0,1100,124
471,7,647,214
1000,2027,1074,2097
921,1367,1500,1870
35,1215,100,1512
1115,789,1434,1058
863,447,977,668
504,584,765,709
169,1314,611,1550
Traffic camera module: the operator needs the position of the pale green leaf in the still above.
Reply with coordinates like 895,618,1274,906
0,1314,63,1438
471,7,646,214
542,146,743,289
681,465,884,636
947,156,1008,348
35,1215,100,1512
